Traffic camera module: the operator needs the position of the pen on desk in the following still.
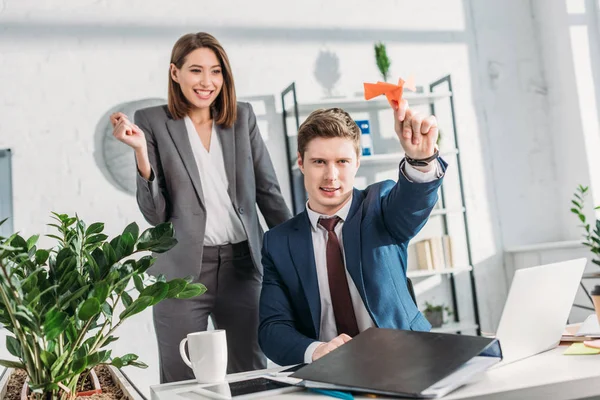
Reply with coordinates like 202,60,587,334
307,388,354,399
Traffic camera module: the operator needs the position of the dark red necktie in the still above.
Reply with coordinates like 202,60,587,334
318,216,360,337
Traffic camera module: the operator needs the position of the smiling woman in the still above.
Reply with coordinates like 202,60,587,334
107,32,292,384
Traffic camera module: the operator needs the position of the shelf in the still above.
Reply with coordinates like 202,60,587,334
291,149,459,171
407,266,473,279
504,240,584,254
430,207,466,217
283,91,453,115
430,322,479,334
282,76,482,337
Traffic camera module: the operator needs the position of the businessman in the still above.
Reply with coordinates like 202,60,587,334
258,99,446,366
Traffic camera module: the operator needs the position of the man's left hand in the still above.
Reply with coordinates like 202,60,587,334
394,98,439,160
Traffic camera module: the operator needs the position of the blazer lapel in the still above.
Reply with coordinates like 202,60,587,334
165,118,206,208
289,212,321,337
216,124,237,203
342,190,370,314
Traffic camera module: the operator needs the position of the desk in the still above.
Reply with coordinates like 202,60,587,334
151,346,600,400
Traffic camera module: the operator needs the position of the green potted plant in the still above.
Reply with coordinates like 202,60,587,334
0,213,206,400
423,301,453,328
571,185,600,266
374,42,391,82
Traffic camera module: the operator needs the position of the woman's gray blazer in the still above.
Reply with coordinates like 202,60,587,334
134,102,292,280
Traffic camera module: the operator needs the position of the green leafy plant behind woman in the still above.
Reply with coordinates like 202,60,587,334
0,214,206,400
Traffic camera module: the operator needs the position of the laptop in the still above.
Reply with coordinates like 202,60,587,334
493,258,587,366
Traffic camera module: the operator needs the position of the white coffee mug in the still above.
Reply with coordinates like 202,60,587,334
179,330,228,383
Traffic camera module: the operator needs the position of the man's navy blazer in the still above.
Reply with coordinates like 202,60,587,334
258,160,446,366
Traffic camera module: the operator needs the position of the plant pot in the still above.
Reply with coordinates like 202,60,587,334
424,310,443,328
0,366,145,400
17,368,102,399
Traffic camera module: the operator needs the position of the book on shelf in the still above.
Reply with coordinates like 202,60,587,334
442,235,454,268
415,240,433,270
409,235,455,272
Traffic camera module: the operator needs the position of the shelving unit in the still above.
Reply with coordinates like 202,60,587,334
431,322,479,334
280,75,481,335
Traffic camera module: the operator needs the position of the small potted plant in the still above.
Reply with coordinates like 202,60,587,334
0,213,206,400
374,42,391,82
423,301,453,328
571,185,600,267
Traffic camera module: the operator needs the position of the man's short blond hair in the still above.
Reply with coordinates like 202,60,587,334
297,108,361,159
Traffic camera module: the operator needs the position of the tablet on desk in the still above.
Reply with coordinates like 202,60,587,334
175,376,301,399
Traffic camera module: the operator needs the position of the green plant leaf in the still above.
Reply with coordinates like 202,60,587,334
111,353,146,368
572,200,582,209
97,349,112,363
65,322,78,343
78,298,101,320
34,249,50,265
118,232,136,259
86,233,108,246
85,351,103,369
165,278,188,298
176,283,207,299
0,359,25,369
59,284,90,309
137,223,177,253
150,237,178,253
100,335,119,348
40,350,57,369
26,234,40,251
10,235,28,251
121,291,133,308
55,248,75,272
133,275,144,292
85,222,104,236
59,269,79,292
119,295,153,319
45,234,63,241
14,310,37,330
135,255,156,274
103,242,117,268
50,349,70,376
6,336,22,358
140,282,169,305
71,356,87,375
111,357,124,368
123,222,140,243
101,301,113,318
27,284,59,308
92,247,108,277
83,336,97,351
93,282,109,304
129,360,149,368
44,308,69,340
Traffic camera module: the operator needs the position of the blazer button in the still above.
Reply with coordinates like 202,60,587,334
239,207,244,215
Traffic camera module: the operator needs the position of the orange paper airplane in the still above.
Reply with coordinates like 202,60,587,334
363,76,416,109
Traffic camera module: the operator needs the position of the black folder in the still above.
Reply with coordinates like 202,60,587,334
291,328,502,398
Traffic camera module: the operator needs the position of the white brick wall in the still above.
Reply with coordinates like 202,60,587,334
2,0,600,395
